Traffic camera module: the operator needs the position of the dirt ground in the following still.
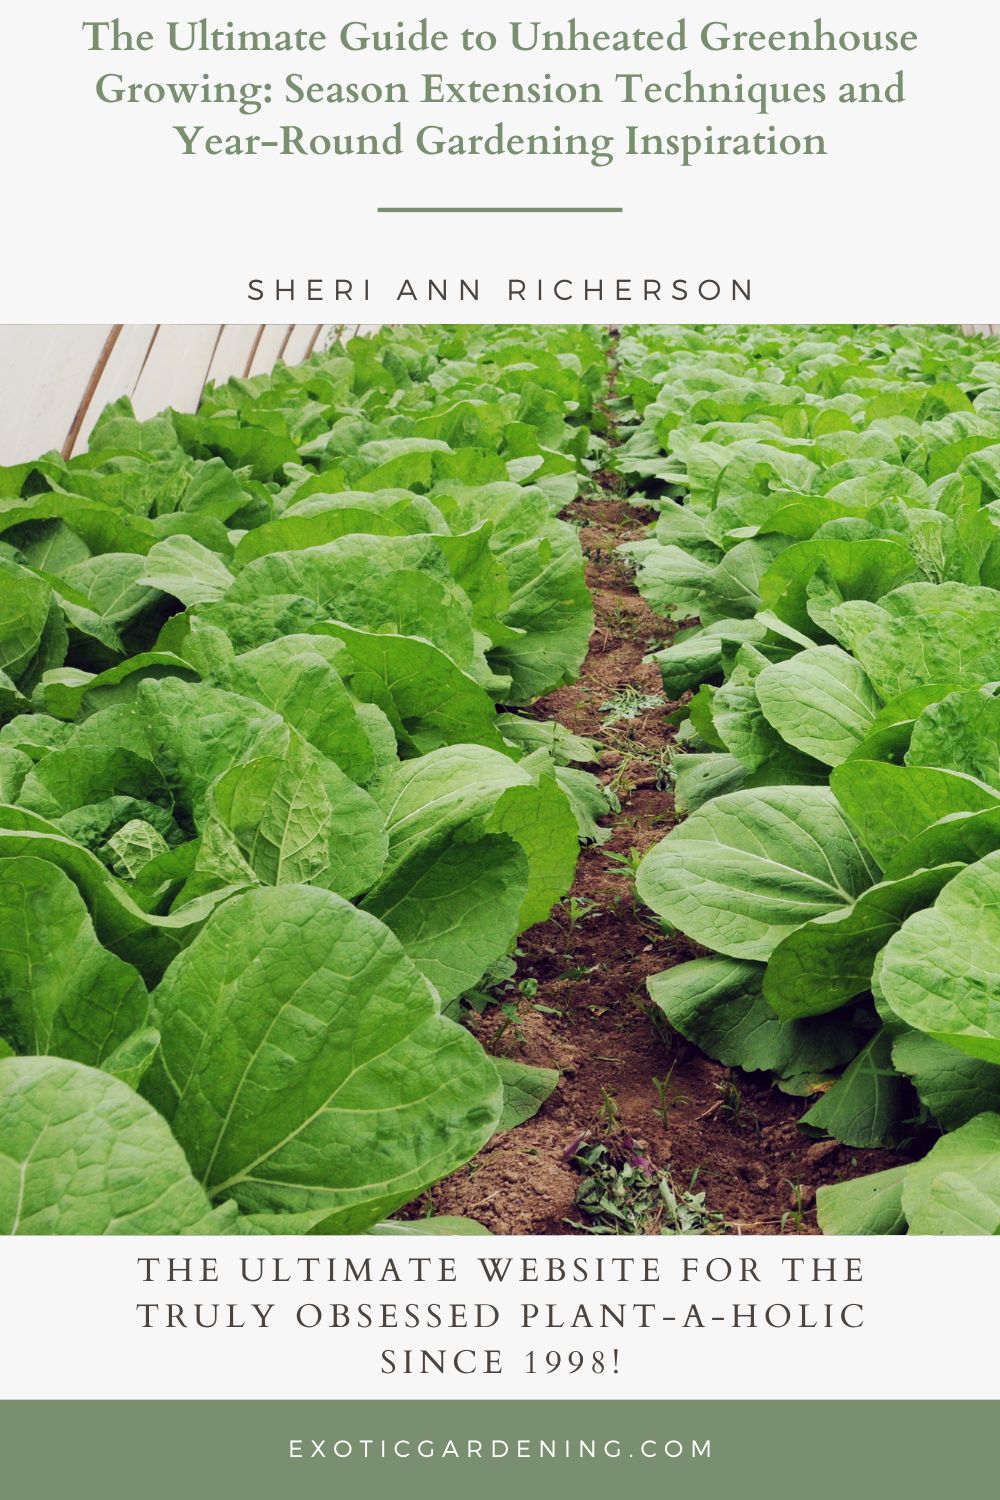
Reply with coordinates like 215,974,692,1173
417,350,913,1236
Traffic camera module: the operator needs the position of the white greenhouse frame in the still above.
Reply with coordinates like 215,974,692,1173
0,322,996,468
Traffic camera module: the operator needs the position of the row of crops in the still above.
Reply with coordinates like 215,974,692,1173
616,324,1000,1235
5,321,1000,1238
0,325,611,1234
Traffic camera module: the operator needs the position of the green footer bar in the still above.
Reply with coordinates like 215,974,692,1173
2,1400,993,1499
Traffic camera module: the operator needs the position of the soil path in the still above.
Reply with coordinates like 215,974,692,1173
425,341,906,1235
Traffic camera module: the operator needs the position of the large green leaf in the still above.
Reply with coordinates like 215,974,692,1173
840,582,1000,699
0,814,236,984
830,760,1000,868
631,536,786,623
0,746,31,802
315,624,508,757
192,735,386,901
136,678,289,823
489,527,593,701
232,491,445,565
799,1030,911,1148
491,558,593,702
711,680,780,772
0,1056,227,1234
226,534,484,672
0,493,155,556
37,652,198,722
497,716,599,766
16,741,171,823
378,745,578,930
755,646,881,766
906,687,1000,789
878,851,1000,1063
172,410,298,480
901,1113,1000,1234
845,682,964,765
672,752,748,814
884,806,1000,879
647,957,863,1083
148,885,503,1231
0,560,53,685
650,618,766,697
362,831,528,1005
63,552,160,629
137,534,234,606
764,865,961,1018
816,1165,909,1235
0,856,148,1064
758,537,919,637
226,634,376,786
635,786,879,961
892,1030,1000,1131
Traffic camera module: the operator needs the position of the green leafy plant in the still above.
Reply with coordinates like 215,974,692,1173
616,322,1000,1233
0,323,610,1235
8,321,1000,1237
603,846,645,878
652,1064,689,1127
558,893,602,934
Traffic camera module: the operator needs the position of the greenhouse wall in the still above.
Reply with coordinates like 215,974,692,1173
0,322,996,468
0,323,383,466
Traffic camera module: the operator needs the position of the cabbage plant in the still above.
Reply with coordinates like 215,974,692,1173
0,324,607,1234
618,323,1000,1233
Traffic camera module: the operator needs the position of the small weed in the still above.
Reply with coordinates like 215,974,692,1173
780,1181,807,1234
652,1064,690,1128
716,1076,761,1137
603,846,644,879
558,895,602,934
494,1002,527,1052
599,1086,621,1130
555,964,598,982
460,953,520,1013
718,1078,743,1125
602,603,643,641
599,685,665,727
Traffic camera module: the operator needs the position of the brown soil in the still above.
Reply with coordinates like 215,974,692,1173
421,348,911,1236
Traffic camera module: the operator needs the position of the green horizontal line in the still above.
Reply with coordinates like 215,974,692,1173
377,206,623,214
